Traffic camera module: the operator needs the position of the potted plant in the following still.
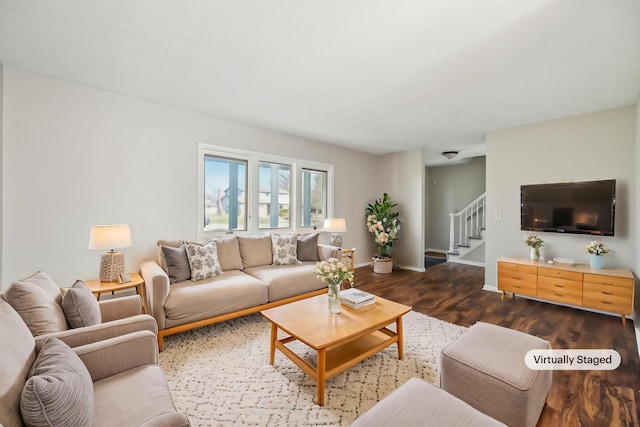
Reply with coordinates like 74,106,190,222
585,240,610,270
365,193,400,273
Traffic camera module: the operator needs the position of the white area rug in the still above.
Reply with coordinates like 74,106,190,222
159,310,466,426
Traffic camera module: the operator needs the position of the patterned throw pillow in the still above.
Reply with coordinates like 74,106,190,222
21,337,94,427
185,242,223,281
271,234,301,265
62,280,102,328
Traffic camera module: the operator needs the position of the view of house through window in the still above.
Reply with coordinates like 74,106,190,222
301,169,327,227
199,144,332,236
203,155,248,232
258,161,291,229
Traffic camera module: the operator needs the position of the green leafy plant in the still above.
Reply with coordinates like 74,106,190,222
365,193,400,258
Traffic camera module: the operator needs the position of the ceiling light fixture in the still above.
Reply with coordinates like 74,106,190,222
441,151,459,160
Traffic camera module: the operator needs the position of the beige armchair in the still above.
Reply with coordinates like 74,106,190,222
1,271,157,349
0,298,189,426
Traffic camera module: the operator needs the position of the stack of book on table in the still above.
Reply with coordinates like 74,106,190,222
340,288,375,309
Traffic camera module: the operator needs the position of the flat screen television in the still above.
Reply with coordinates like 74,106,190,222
521,179,616,236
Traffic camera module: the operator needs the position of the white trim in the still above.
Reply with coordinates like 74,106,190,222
447,258,486,267
398,265,427,273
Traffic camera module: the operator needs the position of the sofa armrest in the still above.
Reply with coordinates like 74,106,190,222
318,244,343,261
34,314,158,350
140,261,171,330
99,295,142,322
139,412,191,427
75,330,158,382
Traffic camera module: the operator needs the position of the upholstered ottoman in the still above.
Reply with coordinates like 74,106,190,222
350,377,506,426
440,322,552,427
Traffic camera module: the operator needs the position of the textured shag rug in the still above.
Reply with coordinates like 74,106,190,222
159,310,466,426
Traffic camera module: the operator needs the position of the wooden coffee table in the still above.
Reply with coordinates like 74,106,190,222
261,294,411,406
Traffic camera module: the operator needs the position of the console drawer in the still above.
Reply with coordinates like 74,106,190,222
538,268,582,282
498,271,537,297
583,282,632,314
537,276,582,306
498,262,537,275
583,274,633,289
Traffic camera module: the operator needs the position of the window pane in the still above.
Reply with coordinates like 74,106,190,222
301,169,327,227
258,161,291,229
204,155,247,232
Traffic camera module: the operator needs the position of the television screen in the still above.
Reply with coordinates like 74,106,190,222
521,179,616,236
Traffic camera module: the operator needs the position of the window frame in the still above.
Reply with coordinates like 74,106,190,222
197,143,334,239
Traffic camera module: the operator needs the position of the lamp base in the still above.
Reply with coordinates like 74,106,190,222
329,233,343,248
99,251,125,282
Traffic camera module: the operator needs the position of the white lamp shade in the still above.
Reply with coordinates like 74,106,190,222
324,218,347,233
88,224,133,250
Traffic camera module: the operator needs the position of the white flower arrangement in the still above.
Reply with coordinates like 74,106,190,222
525,235,544,249
585,240,610,256
313,257,354,287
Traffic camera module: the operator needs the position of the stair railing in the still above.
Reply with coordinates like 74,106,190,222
448,193,486,253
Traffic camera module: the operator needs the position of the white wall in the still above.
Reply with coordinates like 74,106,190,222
486,106,637,291
2,68,383,287
376,149,425,271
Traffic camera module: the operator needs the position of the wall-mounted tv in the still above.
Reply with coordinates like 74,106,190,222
521,179,616,236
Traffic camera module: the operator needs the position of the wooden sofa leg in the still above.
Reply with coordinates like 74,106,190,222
158,334,164,352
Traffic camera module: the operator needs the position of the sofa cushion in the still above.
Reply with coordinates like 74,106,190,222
164,270,268,327
185,242,223,281
271,234,301,266
161,245,191,283
5,271,69,336
213,236,244,271
21,337,94,427
62,280,102,328
244,263,326,302
237,235,273,268
297,232,320,261
156,239,184,272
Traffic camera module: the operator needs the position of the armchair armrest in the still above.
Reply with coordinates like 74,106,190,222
318,244,343,261
34,314,158,350
99,294,142,322
140,261,171,330
74,330,158,382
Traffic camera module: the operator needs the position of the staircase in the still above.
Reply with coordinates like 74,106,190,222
446,193,486,266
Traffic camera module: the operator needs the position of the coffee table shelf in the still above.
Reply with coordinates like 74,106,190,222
262,294,411,406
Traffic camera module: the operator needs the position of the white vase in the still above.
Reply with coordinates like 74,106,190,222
327,283,341,314
530,247,540,261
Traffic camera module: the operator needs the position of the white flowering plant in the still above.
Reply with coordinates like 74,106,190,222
365,193,400,258
313,257,354,288
585,240,610,255
524,235,544,249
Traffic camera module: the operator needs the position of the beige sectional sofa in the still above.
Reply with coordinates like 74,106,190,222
141,233,342,350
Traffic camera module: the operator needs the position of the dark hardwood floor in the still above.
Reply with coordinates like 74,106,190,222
354,261,640,427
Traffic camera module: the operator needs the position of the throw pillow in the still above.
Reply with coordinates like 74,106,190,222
4,272,69,336
61,280,102,328
212,236,244,271
271,234,301,265
237,235,273,268
21,337,94,427
297,232,320,261
185,242,223,281
161,245,192,283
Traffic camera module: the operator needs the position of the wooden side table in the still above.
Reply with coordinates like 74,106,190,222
342,248,356,270
84,273,145,312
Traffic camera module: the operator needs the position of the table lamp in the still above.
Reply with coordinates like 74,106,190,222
88,224,133,282
324,218,346,247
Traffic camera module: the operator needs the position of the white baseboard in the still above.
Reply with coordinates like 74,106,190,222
447,259,485,267
398,265,426,273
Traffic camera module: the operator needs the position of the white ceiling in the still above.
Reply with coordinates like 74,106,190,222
0,1,639,165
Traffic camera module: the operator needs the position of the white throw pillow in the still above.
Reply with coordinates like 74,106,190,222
271,234,301,265
185,242,223,281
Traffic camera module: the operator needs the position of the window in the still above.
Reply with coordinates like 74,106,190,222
203,155,247,232
198,144,333,237
301,169,327,227
258,161,291,229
